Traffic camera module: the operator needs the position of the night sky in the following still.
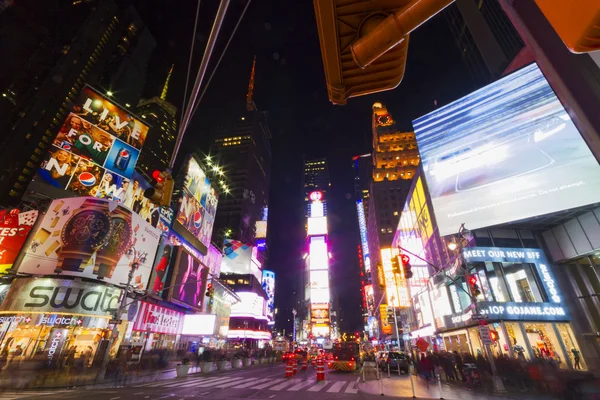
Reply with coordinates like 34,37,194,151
128,0,478,334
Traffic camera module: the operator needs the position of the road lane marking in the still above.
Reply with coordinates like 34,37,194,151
198,377,246,387
200,392,210,395
248,378,285,389
233,378,271,388
269,379,300,390
133,392,144,395
287,380,315,391
269,396,276,399
307,380,329,391
109,397,121,400
345,382,359,394
326,381,346,392
214,378,257,388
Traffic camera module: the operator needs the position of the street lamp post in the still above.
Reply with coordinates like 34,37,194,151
292,308,297,347
96,248,147,382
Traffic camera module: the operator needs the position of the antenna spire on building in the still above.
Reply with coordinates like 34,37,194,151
246,56,256,111
160,64,174,101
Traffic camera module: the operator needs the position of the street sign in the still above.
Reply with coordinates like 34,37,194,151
416,337,429,352
478,325,493,345
323,340,333,350
109,319,122,325
471,314,487,320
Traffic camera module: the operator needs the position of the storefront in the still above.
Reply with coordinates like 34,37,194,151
432,247,586,370
0,277,121,368
126,301,184,352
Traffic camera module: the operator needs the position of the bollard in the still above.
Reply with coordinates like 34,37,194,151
410,364,416,399
302,359,308,371
387,363,390,378
437,373,444,400
285,360,293,378
316,359,325,382
293,360,298,375
380,370,384,396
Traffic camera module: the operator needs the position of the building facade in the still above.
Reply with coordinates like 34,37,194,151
136,65,177,175
0,1,155,206
302,158,330,217
209,111,272,245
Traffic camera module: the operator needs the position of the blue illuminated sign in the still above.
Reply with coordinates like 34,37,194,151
356,200,370,273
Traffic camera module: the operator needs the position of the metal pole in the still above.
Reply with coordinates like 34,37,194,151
387,362,390,378
410,364,416,398
170,0,231,168
437,373,444,399
96,265,135,382
485,343,506,392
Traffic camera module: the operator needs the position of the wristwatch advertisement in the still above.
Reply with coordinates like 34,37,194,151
16,197,161,289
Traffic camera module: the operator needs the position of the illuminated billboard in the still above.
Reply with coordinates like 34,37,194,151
309,236,328,270
311,308,329,324
356,200,371,275
173,155,218,254
414,63,600,236
168,247,209,311
262,270,275,320
18,197,160,289
221,239,255,276
230,292,266,319
255,220,267,239
34,87,149,196
182,314,216,336
310,202,324,218
0,209,38,275
309,270,329,289
310,288,330,303
307,217,327,236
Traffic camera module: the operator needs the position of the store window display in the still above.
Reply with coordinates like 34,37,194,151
556,323,586,370
523,322,567,368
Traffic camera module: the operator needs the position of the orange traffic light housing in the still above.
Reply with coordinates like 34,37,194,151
313,0,453,104
534,0,600,53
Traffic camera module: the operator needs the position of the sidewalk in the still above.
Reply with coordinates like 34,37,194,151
357,375,558,399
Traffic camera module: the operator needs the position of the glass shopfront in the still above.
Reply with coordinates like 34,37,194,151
127,301,183,352
435,247,586,370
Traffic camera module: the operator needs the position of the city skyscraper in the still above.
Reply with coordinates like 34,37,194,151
444,0,525,86
366,102,420,324
302,158,330,217
136,65,177,175
209,111,272,244
0,1,155,206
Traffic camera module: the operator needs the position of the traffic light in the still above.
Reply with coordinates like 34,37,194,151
467,274,481,299
313,0,454,104
533,0,600,54
390,256,401,274
376,262,385,289
144,170,174,207
401,254,413,280
489,330,499,342
205,283,214,298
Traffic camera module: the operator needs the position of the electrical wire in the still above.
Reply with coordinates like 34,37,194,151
191,0,253,118
179,0,203,134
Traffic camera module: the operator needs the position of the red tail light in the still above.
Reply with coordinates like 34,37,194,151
351,357,355,361
335,356,338,360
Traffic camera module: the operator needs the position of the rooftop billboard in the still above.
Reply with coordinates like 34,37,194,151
414,63,600,236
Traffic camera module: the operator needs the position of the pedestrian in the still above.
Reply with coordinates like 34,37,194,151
571,348,581,369
453,351,464,381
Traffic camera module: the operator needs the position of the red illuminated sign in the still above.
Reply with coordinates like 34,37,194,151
309,191,323,201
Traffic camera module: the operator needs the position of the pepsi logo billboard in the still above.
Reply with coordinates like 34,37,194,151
173,155,219,255
33,86,148,203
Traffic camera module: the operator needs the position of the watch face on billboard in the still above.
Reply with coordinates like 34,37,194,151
33,86,149,199
17,197,161,289
169,247,209,311
414,63,600,236
173,156,218,253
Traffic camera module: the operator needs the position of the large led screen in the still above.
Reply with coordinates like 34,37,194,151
34,87,149,197
169,247,209,310
0,209,38,275
173,156,218,254
414,63,600,236
262,270,275,320
309,236,328,270
18,197,160,289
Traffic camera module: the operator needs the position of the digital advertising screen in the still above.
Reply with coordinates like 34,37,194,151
414,63,600,236
173,156,218,254
121,171,173,234
18,197,160,289
169,247,209,311
34,86,149,198
220,239,253,275
262,270,275,320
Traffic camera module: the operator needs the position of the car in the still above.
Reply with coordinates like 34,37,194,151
379,351,409,374
282,352,295,362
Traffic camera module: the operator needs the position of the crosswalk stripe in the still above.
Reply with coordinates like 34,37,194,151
287,380,316,391
269,379,301,390
213,378,255,388
199,377,246,387
0,392,64,399
166,376,225,388
307,380,329,392
233,378,271,388
326,381,346,393
248,378,285,389
345,382,359,394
